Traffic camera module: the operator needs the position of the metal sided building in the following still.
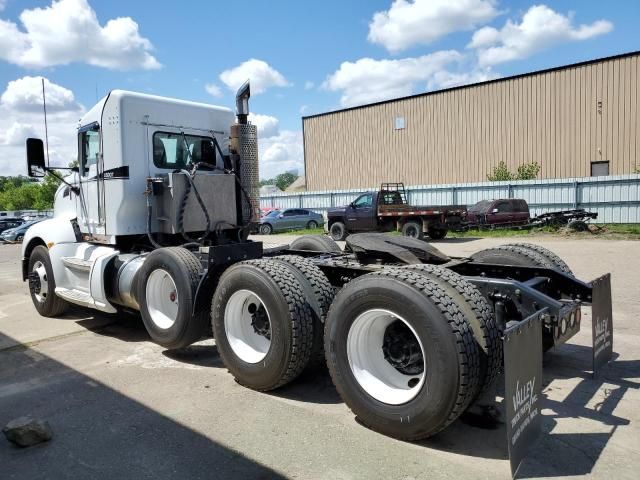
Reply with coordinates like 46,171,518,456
302,51,640,191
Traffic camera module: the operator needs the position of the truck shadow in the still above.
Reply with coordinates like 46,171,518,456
64,310,636,475
0,331,285,479
423,343,636,476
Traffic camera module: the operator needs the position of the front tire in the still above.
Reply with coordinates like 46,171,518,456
136,247,208,349
28,245,69,317
306,220,318,229
329,222,347,241
325,269,480,440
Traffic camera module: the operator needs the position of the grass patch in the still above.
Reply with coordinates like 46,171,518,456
601,224,640,235
271,227,327,236
265,224,640,239
447,226,557,238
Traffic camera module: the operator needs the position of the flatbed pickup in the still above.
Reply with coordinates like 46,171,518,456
326,182,466,241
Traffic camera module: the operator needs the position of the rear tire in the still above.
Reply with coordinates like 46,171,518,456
427,227,447,240
401,221,423,240
329,222,347,241
568,220,588,232
470,244,558,351
290,234,341,253
28,245,69,317
212,259,314,391
274,255,334,370
470,245,554,269
259,224,273,235
504,243,573,275
403,264,501,395
137,247,208,349
325,269,480,440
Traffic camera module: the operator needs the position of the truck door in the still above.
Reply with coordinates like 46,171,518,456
490,200,514,224
279,209,298,230
347,193,376,231
78,123,104,235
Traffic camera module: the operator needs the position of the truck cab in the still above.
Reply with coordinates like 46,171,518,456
467,199,530,226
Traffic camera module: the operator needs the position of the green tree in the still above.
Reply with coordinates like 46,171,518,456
486,161,513,181
487,161,540,181
274,172,298,191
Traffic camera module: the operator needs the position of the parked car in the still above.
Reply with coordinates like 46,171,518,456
257,208,324,234
260,207,279,217
0,219,42,242
0,217,24,235
466,199,530,226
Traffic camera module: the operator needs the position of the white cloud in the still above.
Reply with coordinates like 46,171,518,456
304,81,315,90
368,0,499,53
0,0,160,70
0,76,83,176
428,68,500,89
259,130,303,180
204,83,222,98
219,59,289,95
299,105,308,115
469,5,613,66
248,113,280,139
1,76,82,113
323,50,463,107
0,1,7,12
2,122,37,146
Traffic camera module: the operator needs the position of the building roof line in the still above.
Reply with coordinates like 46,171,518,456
302,50,640,121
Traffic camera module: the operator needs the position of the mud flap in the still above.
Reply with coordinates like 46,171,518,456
504,311,544,478
591,273,613,377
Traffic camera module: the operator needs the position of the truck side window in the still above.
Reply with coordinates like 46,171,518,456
80,129,100,177
153,132,217,169
353,194,373,208
496,202,512,213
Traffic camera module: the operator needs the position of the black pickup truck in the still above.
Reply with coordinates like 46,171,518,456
326,183,466,241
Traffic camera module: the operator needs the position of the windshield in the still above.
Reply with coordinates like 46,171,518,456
469,200,492,213
265,210,281,218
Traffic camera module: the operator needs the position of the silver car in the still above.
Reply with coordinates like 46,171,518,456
258,209,324,235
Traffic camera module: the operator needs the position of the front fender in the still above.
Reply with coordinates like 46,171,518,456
21,218,78,280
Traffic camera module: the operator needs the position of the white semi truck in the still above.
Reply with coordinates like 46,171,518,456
21,83,613,448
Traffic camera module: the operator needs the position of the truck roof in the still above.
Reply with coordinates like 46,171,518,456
79,90,233,129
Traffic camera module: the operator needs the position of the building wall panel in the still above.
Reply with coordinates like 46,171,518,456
303,53,639,191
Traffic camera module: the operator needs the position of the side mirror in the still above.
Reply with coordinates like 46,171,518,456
278,214,284,219
491,208,499,213
349,202,355,208
26,138,46,177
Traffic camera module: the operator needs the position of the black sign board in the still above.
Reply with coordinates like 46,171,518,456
591,273,613,377
504,312,544,478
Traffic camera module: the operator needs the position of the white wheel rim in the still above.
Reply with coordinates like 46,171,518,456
224,289,271,363
347,309,426,405
32,260,49,303
145,269,179,329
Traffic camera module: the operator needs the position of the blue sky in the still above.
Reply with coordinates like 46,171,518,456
0,0,637,179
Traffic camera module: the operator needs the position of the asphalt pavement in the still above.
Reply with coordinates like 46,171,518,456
1,236,639,479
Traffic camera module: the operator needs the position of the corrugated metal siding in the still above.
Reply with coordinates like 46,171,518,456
260,174,640,224
303,53,640,191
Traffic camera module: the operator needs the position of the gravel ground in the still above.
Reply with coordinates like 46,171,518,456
0,235,638,479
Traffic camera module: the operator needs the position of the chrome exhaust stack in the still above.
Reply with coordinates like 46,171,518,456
230,81,260,226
